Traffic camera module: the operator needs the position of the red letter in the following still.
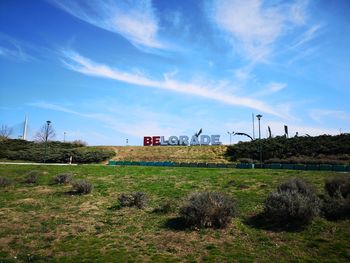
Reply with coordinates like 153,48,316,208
144,136,152,146
153,136,160,146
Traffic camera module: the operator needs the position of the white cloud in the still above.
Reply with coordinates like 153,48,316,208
60,49,284,117
210,0,309,60
49,0,163,49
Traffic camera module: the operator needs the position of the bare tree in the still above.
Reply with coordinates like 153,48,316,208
0,125,13,140
34,121,56,142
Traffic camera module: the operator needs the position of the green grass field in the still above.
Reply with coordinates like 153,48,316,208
0,164,349,262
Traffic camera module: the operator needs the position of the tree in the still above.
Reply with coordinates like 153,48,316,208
34,121,56,142
0,125,13,140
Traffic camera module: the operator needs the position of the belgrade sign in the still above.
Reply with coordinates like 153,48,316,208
143,135,222,146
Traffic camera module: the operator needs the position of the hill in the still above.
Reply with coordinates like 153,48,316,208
105,145,229,163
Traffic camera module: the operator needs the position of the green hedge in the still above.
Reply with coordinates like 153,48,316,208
226,134,350,165
0,139,115,164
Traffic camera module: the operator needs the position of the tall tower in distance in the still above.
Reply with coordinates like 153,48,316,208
23,115,28,140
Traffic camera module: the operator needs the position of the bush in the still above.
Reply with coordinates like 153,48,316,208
325,175,350,198
322,196,350,220
264,178,320,225
53,173,73,184
277,178,315,196
71,180,92,194
0,139,115,164
180,191,238,228
118,192,148,209
24,171,39,184
321,175,350,220
226,134,350,163
0,177,12,187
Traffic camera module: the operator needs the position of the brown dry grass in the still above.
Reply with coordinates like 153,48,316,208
106,145,229,163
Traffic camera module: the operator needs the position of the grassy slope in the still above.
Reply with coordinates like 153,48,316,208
0,165,349,262
104,145,229,163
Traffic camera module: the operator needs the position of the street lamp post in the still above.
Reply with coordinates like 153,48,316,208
63,132,66,142
44,120,51,163
227,131,234,145
256,115,263,167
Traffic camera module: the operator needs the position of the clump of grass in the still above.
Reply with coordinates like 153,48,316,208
180,191,238,228
71,180,93,194
53,173,73,184
118,192,148,209
24,171,39,184
264,178,320,226
0,177,12,187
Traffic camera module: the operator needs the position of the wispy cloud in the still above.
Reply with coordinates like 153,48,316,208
209,0,310,61
0,38,33,62
255,82,287,96
29,102,187,139
61,49,284,117
309,109,350,122
290,23,322,49
49,0,163,49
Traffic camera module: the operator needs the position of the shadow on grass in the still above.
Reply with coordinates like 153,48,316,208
163,217,189,231
53,190,87,196
244,213,307,233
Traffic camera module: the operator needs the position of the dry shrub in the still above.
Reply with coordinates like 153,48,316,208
264,178,320,225
118,192,148,209
24,171,39,184
180,191,238,228
322,175,350,220
53,173,73,184
71,180,92,194
325,175,350,198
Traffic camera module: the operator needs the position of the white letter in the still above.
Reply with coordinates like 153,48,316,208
179,136,189,145
200,135,210,145
168,136,179,145
160,136,168,146
190,135,199,146
211,135,221,145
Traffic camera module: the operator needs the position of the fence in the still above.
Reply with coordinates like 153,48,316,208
108,161,350,171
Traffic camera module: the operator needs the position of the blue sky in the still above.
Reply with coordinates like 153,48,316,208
0,0,349,145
